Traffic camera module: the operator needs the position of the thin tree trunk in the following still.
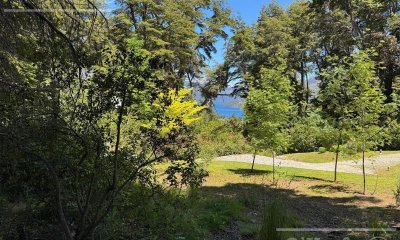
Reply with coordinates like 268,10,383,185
362,147,366,195
334,129,342,182
272,151,275,184
306,71,309,104
251,150,256,173
112,89,126,189
334,145,339,182
362,107,366,195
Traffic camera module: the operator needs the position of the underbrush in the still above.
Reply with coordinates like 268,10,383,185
97,185,244,239
194,113,251,159
259,201,305,240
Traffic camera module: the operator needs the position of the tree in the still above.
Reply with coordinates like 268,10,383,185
347,50,385,194
310,0,400,104
114,0,236,90
0,29,207,240
319,57,352,182
214,2,316,113
287,1,317,113
244,65,292,183
319,50,386,188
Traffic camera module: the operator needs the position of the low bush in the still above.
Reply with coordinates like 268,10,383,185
194,113,251,159
287,111,337,153
96,185,243,239
318,147,327,153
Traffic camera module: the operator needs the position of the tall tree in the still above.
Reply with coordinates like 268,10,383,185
319,57,352,182
114,0,236,90
310,0,400,103
319,50,386,185
213,2,316,113
347,50,385,194
244,65,292,183
0,1,208,238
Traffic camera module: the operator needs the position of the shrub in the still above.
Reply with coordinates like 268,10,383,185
97,185,243,239
287,110,337,153
318,147,327,153
194,113,251,159
383,121,400,150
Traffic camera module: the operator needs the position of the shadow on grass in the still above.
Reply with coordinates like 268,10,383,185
290,175,334,183
309,184,349,193
200,183,400,239
227,168,272,176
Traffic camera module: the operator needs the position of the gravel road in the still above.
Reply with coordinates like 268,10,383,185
214,154,400,175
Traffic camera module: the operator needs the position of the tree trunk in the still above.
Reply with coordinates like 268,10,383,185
272,151,275,184
334,129,342,182
361,106,366,195
251,150,256,173
362,148,366,195
334,145,339,182
306,72,309,104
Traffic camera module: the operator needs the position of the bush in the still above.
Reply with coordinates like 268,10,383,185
318,147,327,153
383,121,400,150
287,110,337,153
96,185,243,239
194,113,251,159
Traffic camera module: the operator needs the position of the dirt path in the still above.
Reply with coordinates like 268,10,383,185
214,153,400,174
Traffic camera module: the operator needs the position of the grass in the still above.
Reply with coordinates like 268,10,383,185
149,158,400,239
206,160,400,197
281,150,400,163
153,156,400,238
200,160,400,239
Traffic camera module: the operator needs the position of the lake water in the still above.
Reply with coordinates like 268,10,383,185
214,103,243,118
213,95,244,118
192,86,244,118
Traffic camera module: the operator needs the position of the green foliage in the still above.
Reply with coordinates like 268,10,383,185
384,121,400,150
1,0,400,238
1,26,207,240
96,186,242,239
318,147,327,153
245,66,292,154
259,201,302,240
287,110,338,152
395,179,400,207
345,50,386,152
114,0,236,89
194,113,251,159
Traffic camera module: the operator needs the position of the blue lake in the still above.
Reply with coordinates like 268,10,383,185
213,95,244,118
214,104,243,118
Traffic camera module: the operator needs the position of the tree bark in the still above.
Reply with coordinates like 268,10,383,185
362,147,366,195
251,150,256,173
362,107,366,195
272,151,275,184
334,129,342,182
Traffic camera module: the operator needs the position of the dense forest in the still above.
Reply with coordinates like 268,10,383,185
1,0,400,239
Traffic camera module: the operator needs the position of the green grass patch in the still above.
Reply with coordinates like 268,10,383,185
206,161,400,195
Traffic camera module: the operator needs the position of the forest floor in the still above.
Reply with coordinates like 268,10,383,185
214,153,400,175
201,160,400,239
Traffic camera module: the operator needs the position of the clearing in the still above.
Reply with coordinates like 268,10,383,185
202,160,400,239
